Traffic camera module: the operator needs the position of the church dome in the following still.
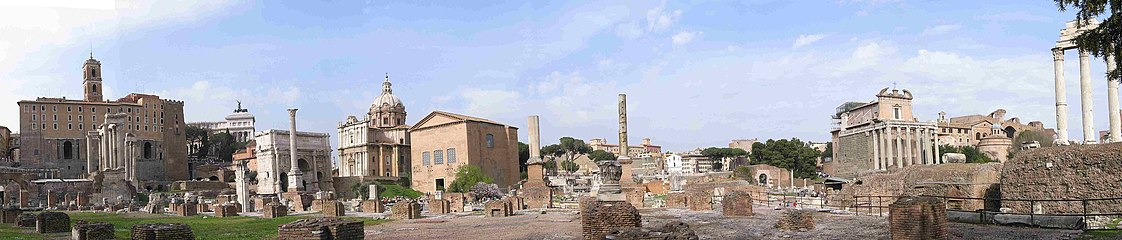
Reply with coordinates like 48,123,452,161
369,74,405,114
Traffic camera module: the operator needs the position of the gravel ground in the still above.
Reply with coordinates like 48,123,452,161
366,207,1089,240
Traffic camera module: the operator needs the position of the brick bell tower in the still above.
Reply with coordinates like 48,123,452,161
83,52,103,102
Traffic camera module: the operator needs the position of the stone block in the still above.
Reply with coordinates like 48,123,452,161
35,212,70,233
278,217,363,240
624,187,645,209
0,207,21,223
1001,143,1122,214
72,220,114,240
580,200,641,240
391,200,421,220
264,203,288,219
214,204,239,217
890,196,947,240
484,199,513,217
170,201,198,217
361,199,384,213
519,185,553,209
131,223,194,240
666,192,688,209
319,200,345,217
606,221,697,240
774,210,815,231
687,190,712,211
722,191,753,216
429,199,451,214
17,212,35,227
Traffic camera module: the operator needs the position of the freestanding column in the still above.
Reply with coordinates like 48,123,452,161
618,94,629,157
1108,54,1120,142
895,127,904,168
1054,48,1070,144
287,108,305,192
1079,50,1097,143
885,127,894,168
934,137,941,163
872,129,881,170
528,116,541,159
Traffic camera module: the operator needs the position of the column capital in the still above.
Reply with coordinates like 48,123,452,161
1053,48,1065,61
1079,49,1090,58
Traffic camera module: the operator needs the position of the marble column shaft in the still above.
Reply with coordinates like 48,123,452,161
872,129,881,170
1054,48,1070,143
1079,50,1096,143
1108,53,1120,142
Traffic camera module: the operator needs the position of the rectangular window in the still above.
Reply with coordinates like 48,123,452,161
31,115,36,121
422,152,430,165
67,124,72,130
92,115,97,123
78,116,82,122
447,148,456,163
53,106,57,112
79,124,83,130
485,134,494,148
41,124,45,129
78,106,82,112
67,106,71,112
434,150,444,164
436,178,445,192
91,107,95,113
53,123,57,130
53,115,57,121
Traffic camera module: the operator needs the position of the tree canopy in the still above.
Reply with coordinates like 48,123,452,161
588,149,617,162
518,141,530,178
185,126,210,159
1055,0,1120,79
541,137,592,174
939,145,994,163
748,138,820,179
449,165,494,193
700,147,749,171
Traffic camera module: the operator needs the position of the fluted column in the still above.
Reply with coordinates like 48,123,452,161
894,127,903,168
1054,48,1070,143
1108,53,1120,142
872,129,881,170
287,109,305,192
1080,50,1097,143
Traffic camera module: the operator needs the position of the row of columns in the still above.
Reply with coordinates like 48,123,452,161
90,121,137,181
1053,48,1120,143
869,125,941,170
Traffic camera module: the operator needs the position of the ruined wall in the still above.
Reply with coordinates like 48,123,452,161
580,199,641,240
831,163,1001,211
1001,143,1122,214
889,196,947,240
832,132,873,179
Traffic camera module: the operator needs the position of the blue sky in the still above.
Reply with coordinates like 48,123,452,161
0,0,1114,152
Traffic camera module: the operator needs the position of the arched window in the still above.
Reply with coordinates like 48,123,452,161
91,84,97,93
892,105,902,119
62,141,74,159
143,142,153,159
298,159,311,172
486,134,494,148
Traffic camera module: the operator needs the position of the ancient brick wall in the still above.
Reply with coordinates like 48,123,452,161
484,199,513,217
391,201,421,219
264,203,288,218
832,132,873,179
214,204,238,217
774,210,815,231
1001,143,1122,214
72,221,114,240
722,191,753,216
687,190,712,211
35,212,69,233
831,163,1001,211
277,217,363,240
361,199,384,213
429,199,450,214
0,207,20,223
170,201,198,217
520,185,553,209
16,212,35,227
580,200,641,240
666,192,688,209
624,187,645,208
131,223,194,240
889,196,947,240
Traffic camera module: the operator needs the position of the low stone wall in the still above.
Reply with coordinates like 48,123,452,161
1001,143,1122,214
687,190,712,211
16,212,35,227
277,217,364,240
0,207,20,223
484,199,513,217
429,199,451,214
519,185,553,209
774,210,815,231
72,221,114,240
391,200,421,219
214,204,238,217
264,203,288,219
171,181,230,191
170,200,198,217
624,187,645,208
446,192,470,213
666,192,688,209
131,223,195,240
320,200,345,217
605,221,697,240
580,199,641,240
722,191,753,216
831,163,1002,211
35,212,70,233
890,196,947,240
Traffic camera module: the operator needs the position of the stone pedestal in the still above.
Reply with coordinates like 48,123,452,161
35,212,70,234
73,221,114,240
361,199,384,213
390,200,421,219
580,198,641,240
318,200,345,217
429,199,451,214
687,191,712,211
278,218,364,240
131,223,194,240
214,204,239,217
890,196,947,240
774,210,815,231
722,191,753,216
666,192,688,209
484,199,513,217
264,203,288,219
281,192,310,211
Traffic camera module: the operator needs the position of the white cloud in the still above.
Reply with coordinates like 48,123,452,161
792,34,828,49
836,41,897,72
460,88,523,117
672,31,699,45
921,24,962,36
646,0,682,32
615,21,644,39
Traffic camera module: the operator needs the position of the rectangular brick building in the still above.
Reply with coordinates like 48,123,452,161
409,111,518,193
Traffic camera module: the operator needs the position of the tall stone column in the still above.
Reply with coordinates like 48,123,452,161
905,127,914,166
885,127,894,168
934,137,941,164
895,127,904,168
872,129,881,170
1079,50,1097,143
527,116,544,180
1054,48,1070,144
287,109,305,192
912,127,921,165
1108,54,1121,142
618,94,629,157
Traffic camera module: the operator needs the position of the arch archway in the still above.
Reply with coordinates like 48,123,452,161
208,176,219,181
279,173,289,192
143,142,153,159
297,159,311,172
1004,126,1017,139
62,141,74,160
758,174,769,186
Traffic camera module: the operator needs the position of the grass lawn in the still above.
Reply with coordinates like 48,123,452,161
0,212,389,240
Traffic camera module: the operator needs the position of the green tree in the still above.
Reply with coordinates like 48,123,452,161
211,132,245,162
1055,0,1120,80
701,147,749,171
588,149,617,162
449,165,494,193
939,145,994,163
518,142,530,179
541,137,592,174
821,143,833,159
560,160,580,173
185,126,210,159
748,138,821,179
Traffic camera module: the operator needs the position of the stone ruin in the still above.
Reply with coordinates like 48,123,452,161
319,199,345,217
17,212,35,227
0,206,20,223
264,203,289,219
391,200,421,220
484,199,514,217
580,197,642,240
774,210,815,232
361,185,384,213
35,211,70,234
214,204,239,217
429,199,451,214
605,221,699,240
72,220,115,240
665,192,688,209
445,192,469,213
132,223,195,240
831,163,1002,212
890,196,947,240
1001,143,1122,214
169,198,198,217
686,190,712,211
277,217,364,240
721,191,753,216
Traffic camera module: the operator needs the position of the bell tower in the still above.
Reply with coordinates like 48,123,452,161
83,53,103,102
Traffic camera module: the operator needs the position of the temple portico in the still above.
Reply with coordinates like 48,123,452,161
1052,19,1119,144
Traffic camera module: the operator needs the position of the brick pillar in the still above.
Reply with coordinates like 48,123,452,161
580,199,641,240
889,196,947,240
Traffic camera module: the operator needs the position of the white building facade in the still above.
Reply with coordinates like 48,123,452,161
254,129,333,195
